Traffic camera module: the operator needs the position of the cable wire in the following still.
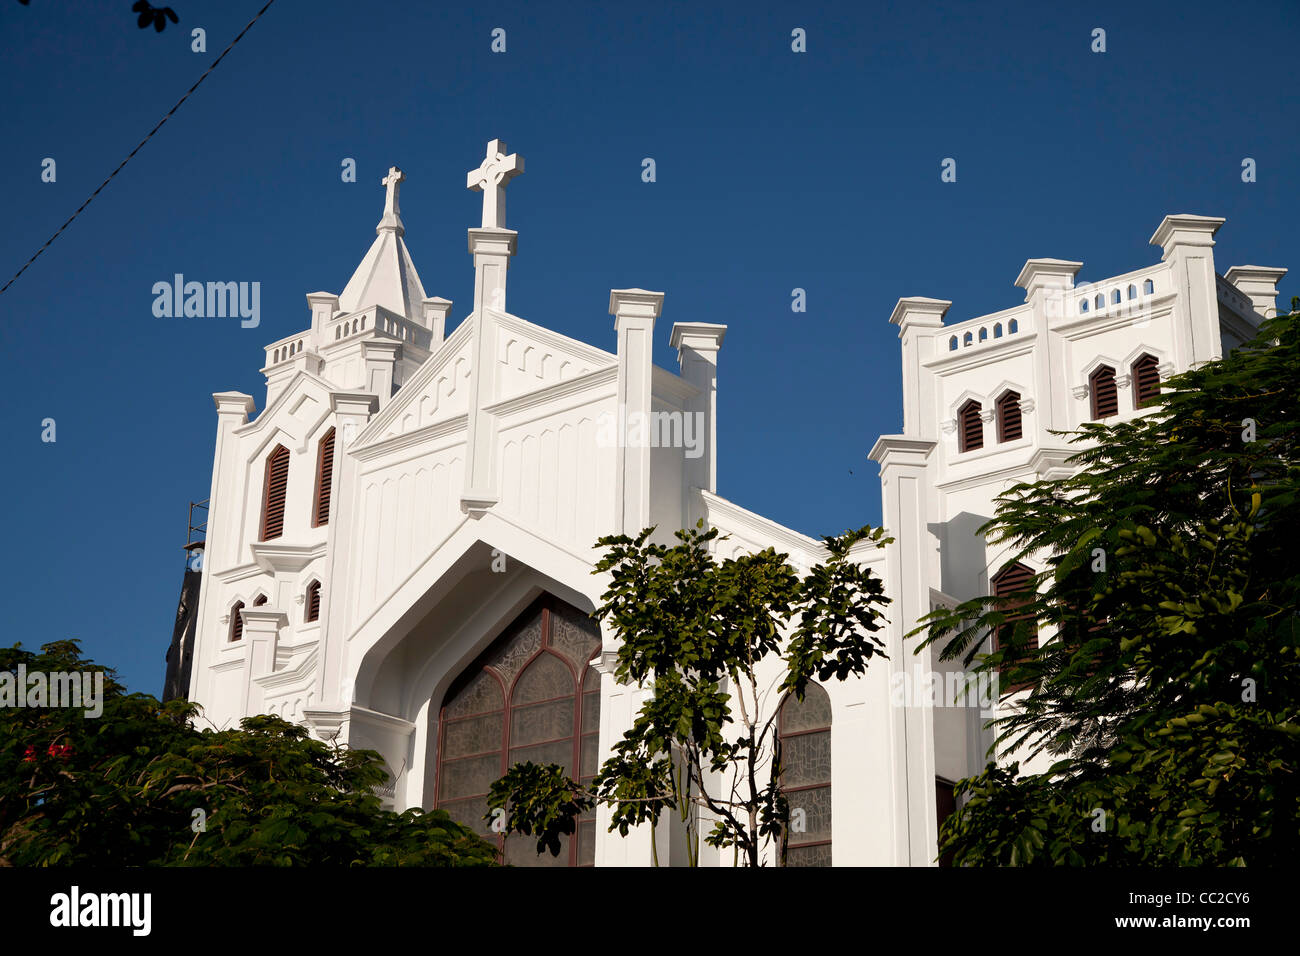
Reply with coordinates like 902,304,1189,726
1,0,278,296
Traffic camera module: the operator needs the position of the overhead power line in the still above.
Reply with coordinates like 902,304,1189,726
1,0,278,296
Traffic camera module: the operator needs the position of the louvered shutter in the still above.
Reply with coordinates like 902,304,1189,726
996,391,1022,443
1132,355,1160,408
261,445,290,540
958,401,983,452
306,581,321,622
1090,367,1118,419
230,602,245,642
992,563,1037,691
313,429,335,527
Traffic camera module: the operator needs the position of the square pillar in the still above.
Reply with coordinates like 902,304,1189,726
869,435,939,866
670,322,726,522
610,289,663,536
1150,215,1226,364
889,298,950,440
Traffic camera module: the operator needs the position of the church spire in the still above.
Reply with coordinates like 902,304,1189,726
378,166,406,235
337,165,427,320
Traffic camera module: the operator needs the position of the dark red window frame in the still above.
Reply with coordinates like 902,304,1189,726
777,682,832,867
996,390,1022,443
435,596,600,867
1089,366,1118,420
312,428,336,528
305,580,321,622
991,562,1038,694
1131,354,1160,408
260,444,290,541
958,400,983,453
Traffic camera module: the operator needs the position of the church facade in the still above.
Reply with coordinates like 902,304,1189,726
176,139,1288,866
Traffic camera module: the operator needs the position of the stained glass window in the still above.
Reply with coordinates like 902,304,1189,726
436,595,602,866
778,682,831,867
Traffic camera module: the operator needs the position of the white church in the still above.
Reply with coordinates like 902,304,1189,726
174,139,1288,866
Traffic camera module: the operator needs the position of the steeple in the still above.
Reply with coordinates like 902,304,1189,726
338,166,428,320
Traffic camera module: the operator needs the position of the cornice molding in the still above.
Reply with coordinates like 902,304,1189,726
699,489,827,563
350,414,469,463
484,365,618,420
249,540,328,574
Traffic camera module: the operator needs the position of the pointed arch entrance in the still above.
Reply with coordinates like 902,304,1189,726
435,594,601,866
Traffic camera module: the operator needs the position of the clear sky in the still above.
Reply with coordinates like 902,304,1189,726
1,0,1296,696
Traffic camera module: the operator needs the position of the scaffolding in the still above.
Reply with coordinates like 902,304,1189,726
184,498,208,569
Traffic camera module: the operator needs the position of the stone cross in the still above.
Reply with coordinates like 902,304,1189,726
466,139,524,229
381,166,405,219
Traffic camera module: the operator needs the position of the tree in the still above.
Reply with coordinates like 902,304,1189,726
915,302,1300,866
15,1,180,33
488,522,891,866
1,640,498,866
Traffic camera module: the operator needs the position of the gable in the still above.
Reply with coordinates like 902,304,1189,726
357,320,475,446
495,311,615,401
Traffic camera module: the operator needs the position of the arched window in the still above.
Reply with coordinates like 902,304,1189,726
778,682,831,867
436,596,601,866
305,580,321,622
1131,353,1161,408
1094,294,1104,310
260,444,290,541
948,336,958,351
1143,279,1154,295
996,390,1022,443
1008,318,1019,334
1089,365,1118,419
253,593,268,607
991,562,1037,693
1080,300,1089,313
313,428,336,527
993,323,1003,338
958,400,983,452
963,332,973,347
1127,284,1136,300
229,601,245,642
978,327,988,341
1112,289,1122,304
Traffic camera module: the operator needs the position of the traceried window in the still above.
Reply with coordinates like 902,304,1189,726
260,444,290,540
436,596,602,866
778,682,832,867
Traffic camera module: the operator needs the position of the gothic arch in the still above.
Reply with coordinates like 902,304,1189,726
777,682,832,866
434,594,601,866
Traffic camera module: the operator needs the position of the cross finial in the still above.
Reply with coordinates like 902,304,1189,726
466,139,524,229
378,166,405,234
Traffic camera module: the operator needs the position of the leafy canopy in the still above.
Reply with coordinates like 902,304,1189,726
916,304,1300,866
489,522,891,866
1,640,498,866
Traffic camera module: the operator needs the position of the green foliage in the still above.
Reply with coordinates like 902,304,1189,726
916,303,1300,865
0,640,498,866
488,521,891,866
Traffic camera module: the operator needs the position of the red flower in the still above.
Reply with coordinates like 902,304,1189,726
22,746,35,762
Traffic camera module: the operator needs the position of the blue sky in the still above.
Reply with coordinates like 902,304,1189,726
1,0,1296,696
